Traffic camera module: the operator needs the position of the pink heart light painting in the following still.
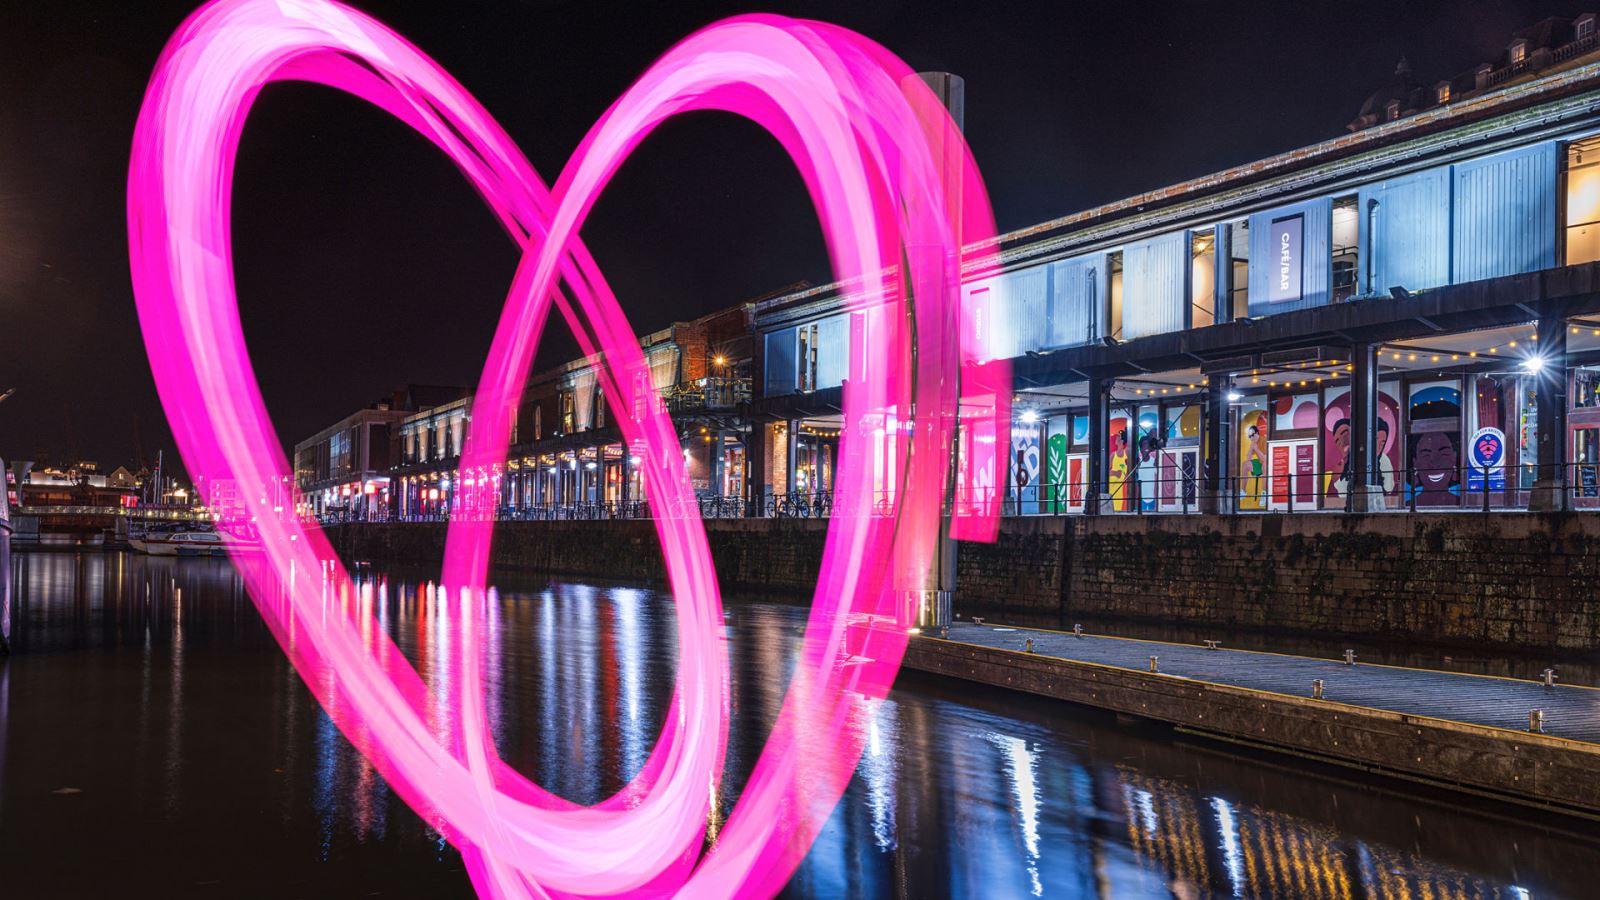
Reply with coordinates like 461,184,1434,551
127,0,1008,896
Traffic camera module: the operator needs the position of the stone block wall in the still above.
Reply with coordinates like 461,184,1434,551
325,511,1600,653
957,513,1600,653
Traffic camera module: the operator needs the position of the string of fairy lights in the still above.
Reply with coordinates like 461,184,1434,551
1110,318,1600,401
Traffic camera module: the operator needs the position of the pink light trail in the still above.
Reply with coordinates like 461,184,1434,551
127,0,1008,896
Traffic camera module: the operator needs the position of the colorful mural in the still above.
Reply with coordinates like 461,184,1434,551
1407,382,1463,506
1109,412,1131,511
1044,421,1068,512
1238,404,1269,510
1316,385,1403,504
1136,407,1160,511
1408,431,1461,505
1011,421,1040,512
1377,386,1402,498
1323,387,1352,502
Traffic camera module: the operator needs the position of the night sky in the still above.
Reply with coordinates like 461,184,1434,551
0,0,1583,474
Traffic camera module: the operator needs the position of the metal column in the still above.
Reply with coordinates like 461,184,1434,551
785,419,799,499
747,421,768,516
1085,377,1106,515
1531,316,1569,511
900,70,964,629
1348,342,1383,512
1199,381,1230,514
709,430,726,498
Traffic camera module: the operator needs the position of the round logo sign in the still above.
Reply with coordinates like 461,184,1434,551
1470,427,1506,468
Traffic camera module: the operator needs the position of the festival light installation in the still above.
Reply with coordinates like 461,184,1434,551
127,0,1008,896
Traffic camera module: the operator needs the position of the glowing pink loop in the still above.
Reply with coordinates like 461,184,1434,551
127,0,1007,897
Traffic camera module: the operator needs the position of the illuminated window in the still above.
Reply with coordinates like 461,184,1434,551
1566,137,1600,264
1107,250,1124,340
796,323,819,392
1509,41,1527,65
1190,230,1216,327
1332,195,1359,302
1228,219,1250,318
1436,83,1450,104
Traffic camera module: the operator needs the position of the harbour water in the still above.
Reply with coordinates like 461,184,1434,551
0,552,1594,898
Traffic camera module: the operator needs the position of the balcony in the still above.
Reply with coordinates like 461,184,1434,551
665,376,751,413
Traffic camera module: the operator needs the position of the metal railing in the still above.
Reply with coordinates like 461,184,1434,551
306,461,1600,525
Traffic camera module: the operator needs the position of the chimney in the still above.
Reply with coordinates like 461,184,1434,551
915,71,965,132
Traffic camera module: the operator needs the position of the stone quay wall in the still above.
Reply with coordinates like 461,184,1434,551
324,511,1600,653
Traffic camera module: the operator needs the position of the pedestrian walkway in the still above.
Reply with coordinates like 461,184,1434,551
940,621,1600,743
907,620,1600,814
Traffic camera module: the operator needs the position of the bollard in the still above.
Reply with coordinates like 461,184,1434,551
1312,679,1324,700
1343,649,1356,666
939,626,949,640
1073,623,1083,638
1542,668,1557,690
1025,638,1034,654
1203,639,1220,650
1149,655,1159,673
1529,709,1545,734
972,617,985,626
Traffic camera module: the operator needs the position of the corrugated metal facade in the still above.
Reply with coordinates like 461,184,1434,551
815,314,849,390
1047,253,1102,349
1452,141,1558,283
1248,197,1333,317
966,265,1056,360
992,267,1050,360
764,327,796,397
1359,165,1452,294
754,135,1575,399
1120,231,1190,340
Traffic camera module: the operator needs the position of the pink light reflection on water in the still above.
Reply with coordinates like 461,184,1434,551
128,0,1006,896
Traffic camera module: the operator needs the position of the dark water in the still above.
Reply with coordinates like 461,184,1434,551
1,553,1596,898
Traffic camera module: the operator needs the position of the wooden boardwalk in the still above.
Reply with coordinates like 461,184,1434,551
905,622,1600,815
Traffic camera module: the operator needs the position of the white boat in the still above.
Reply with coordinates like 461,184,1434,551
130,530,259,557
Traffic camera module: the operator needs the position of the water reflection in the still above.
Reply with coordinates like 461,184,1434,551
1,552,1594,898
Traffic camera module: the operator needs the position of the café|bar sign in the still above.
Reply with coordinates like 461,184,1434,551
1268,214,1304,304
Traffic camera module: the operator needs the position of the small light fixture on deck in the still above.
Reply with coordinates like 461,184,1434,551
1312,679,1324,700
1025,638,1034,653
1149,655,1159,673
1073,623,1083,638
1529,709,1545,733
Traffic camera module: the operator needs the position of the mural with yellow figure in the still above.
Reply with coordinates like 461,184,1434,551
1238,405,1269,510
1108,412,1130,511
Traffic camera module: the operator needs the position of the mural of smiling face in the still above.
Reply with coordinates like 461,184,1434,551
1412,431,1458,503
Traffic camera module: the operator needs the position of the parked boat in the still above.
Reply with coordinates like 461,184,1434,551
130,529,259,557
